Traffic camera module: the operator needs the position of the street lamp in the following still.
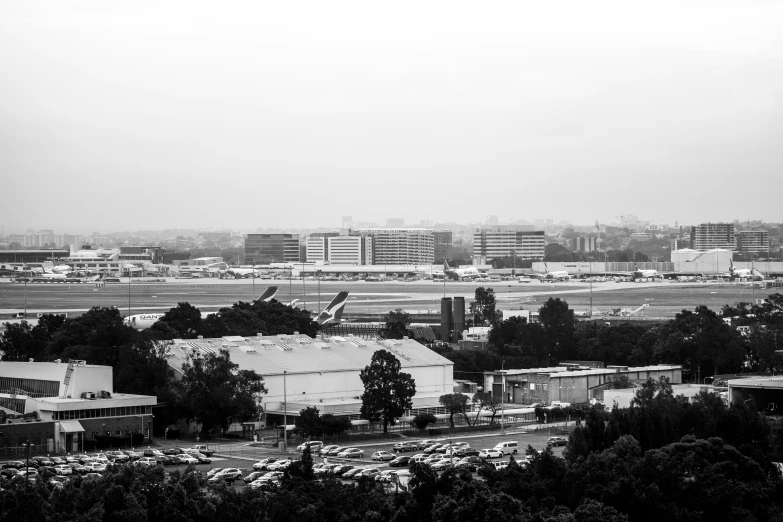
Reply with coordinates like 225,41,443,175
283,370,288,450
500,361,505,435
317,270,322,312
22,439,32,479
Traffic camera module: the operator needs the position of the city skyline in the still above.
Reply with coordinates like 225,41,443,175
2,1,782,231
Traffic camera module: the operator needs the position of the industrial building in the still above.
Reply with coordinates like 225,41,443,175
0,249,69,264
473,226,545,261
483,365,682,405
165,333,454,429
727,376,783,409
433,230,453,263
691,223,736,250
245,234,301,264
570,237,597,252
306,232,373,265
610,383,721,409
0,361,157,454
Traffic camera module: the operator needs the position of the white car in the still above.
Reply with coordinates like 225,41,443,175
478,448,503,459
337,448,364,459
135,457,158,467
371,451,395,462
267,459,292,471
54,465,72,476
179,454,199,465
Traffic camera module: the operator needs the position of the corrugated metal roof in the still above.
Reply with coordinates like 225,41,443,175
167,334,453,375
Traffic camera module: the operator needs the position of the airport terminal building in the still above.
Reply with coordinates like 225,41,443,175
165,333,454,430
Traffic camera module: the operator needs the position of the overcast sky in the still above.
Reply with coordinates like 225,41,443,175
1,1,782,234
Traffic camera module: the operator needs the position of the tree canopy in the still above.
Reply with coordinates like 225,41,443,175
359,350,416,433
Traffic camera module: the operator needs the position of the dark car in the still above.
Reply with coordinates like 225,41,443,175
388,456,411,468
454,456,482,472
32,457,54,467
0,468,19,479
244,471,264,483
546,437,568,447
454,448,480,458
193,453,212,464
1,461,25,470
163,448,182,456
49,457,66,465
332,465,354,477
68,463,88,474
423,444,443,454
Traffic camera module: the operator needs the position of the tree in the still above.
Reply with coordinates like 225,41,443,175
295,406,322,438
538,297,577,360
470,287,501,326
410,413,437,430
359,350,416,433
175,349,267,435
472,391,502,425
159,302,202,338
439,393,471,428
381,309,411,340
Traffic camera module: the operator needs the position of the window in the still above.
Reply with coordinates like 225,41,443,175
542,384,548,391
529,383,535,391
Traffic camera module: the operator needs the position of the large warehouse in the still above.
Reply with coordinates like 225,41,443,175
165,333,455,428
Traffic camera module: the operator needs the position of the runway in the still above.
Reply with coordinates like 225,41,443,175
0,277,767,324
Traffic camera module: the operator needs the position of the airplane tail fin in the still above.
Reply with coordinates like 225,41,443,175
254,286,278,303
316,291,349,325
443,259,450,270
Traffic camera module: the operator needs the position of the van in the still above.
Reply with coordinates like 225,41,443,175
493,441,519,455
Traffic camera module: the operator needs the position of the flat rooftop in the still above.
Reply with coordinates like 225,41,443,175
166,334,453,376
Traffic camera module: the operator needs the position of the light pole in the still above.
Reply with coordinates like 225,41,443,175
128,265,131,317
252,264,255,299
317,270,322,312
301,263,306,312
22,439,31,479
283,370,288,450
500,361,505,435
288,267,293,305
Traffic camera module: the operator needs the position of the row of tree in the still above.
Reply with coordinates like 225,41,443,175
433,289,783,382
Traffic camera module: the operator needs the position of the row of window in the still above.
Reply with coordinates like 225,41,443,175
530,383,548,391
0,376,59,398
52,405,152,420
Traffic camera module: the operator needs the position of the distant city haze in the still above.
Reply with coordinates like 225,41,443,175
1,1,782,233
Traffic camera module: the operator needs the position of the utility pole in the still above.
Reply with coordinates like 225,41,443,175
500,361,505,435
283,370,288,450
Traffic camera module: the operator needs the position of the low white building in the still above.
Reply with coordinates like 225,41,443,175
609,383,721,409
0,361,157,453
165,333,455,427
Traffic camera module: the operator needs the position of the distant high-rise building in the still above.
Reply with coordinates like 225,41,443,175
432,230,453,262
328,235,373,265
473,226,545,260
341,216,353,229
736,230,770,253
486,215,499,226
358,228,434,265
245,234,300,264
386,218,405,228
692,223,736,250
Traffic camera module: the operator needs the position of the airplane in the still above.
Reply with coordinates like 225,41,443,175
724,260,764,281
222,266,261,278
527,262,571,282
442,260,481,280
314,291,350,326
123,286,279,330
601,265,664,281
35,272,68,280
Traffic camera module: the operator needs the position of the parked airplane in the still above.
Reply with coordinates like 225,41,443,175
603,265,664,280
725,261,764,281
314,291,350,326
123,286,279,329
36,272,68,280
528,262,571,282
222,266,261,278
443,260,480,280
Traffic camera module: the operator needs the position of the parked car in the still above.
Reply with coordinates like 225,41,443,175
32,457,54,467
354,468,380,480
331,465,354,477
0,468,19,479
337,448,364,459
547,437,567,447
453,448,479,458
122,450,141,461
392,442,418,452
454,456,482,472
320,445,340,455
179,454,199,465
431,459,455,471
143,449,165,459
192,453,212,464
208,468,242,484
296,440,324,453
410,454,429,464
478,449,503,459
187,445,213,457
53,465,72,476
493,441,519,455
68,463,89,474
243,471,265,483
371,451,396,462
375,470,398,483
135,457,158,467
2,461,25,469
252,458,277,471
267,459,292,471
388,456,411,467
49,457,66,465
205,468,224,477
325,446,346,457
16,470,39,481
416,440,438,450
423,444,443,454
341,467,364,479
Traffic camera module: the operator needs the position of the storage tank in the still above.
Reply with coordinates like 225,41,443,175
453,297,465,341
440,297,453,342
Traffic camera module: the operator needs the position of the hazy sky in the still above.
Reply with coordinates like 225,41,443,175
2,1,782,234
